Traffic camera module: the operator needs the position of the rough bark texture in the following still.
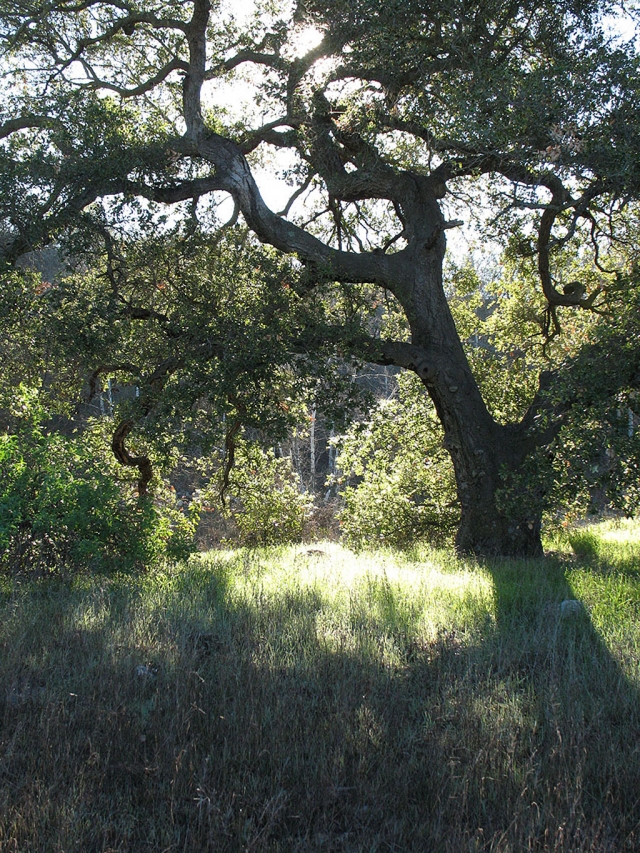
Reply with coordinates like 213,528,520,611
379,200,545,557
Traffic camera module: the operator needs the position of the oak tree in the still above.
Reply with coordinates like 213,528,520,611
2,0,640,555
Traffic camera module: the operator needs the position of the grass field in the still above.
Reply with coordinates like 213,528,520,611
1,520,640,851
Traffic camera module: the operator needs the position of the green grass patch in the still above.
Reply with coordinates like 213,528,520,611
1,524,640,850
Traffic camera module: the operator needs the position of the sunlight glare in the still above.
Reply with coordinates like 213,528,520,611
286,544,493,601
288,25,324,58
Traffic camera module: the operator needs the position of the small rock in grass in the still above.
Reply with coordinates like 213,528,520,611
560,599,584,617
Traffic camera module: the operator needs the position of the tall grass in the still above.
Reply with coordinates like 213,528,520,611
1,525,639,851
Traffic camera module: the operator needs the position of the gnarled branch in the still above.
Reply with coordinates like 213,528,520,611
111,419,153,497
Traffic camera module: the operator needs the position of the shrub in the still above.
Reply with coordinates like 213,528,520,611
335,373,459,548
203,441,312,545
0,392,198,574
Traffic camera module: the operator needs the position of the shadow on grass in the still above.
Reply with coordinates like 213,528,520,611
0,547,639,852
483,552,640,849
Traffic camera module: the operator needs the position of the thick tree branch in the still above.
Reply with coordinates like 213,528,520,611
182,0,210,140
303,93,401,203
0,114,65,140
173,131,400,285
217,49,281,73
238,117,301,155
79,57,188,98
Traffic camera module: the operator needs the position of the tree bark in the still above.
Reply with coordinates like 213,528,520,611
412,321,545,558
382,198,545,557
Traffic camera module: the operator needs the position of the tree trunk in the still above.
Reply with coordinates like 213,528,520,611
447,429,544,558
393,222,545,558
423,350,545,558
112,420,153,497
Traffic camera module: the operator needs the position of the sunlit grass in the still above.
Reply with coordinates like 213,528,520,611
590,516,640,543
206,542,496,648
1,521,639,850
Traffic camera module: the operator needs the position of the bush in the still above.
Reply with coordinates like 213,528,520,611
203,441,312,545
335,373,459,548
0,392,198,574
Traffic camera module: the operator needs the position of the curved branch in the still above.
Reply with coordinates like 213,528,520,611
238,116,301,155
0,114,65,140
330,334,440,384
111,419,153,496
537,190,604,310
217,49,281,73
108,356,181,495
86,363,140,401
80,57,188,98
175,130,399,285
276,174,312,216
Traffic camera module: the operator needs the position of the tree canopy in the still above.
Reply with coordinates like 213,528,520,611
1,0,640,555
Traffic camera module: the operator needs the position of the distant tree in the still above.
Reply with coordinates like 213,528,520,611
1,0,640,555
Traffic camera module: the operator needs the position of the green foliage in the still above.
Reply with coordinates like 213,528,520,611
447,258,547,424
455,252,633,531
203,440,312,545
446,251,640,526
339,251,639,540
1,0,640,556
520,269,640,525
29,227,370,462
336,373,459,548
0,267,78,414
302,0,640,191
0,389,197,575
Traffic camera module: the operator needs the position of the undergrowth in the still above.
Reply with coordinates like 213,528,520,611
1,521,639,851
